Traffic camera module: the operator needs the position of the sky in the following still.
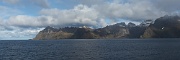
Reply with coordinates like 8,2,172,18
0,0,180,40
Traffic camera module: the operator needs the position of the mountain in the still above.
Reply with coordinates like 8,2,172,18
33,26,87,40
94,22,130,38
33,22,144,40
142,15,180,38
33,15,180,40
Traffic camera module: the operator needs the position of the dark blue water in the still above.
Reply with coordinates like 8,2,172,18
0,39,180,60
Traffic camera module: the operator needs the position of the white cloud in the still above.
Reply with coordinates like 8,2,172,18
3,0,172,28
92,0,167,20
0,26,44,40
6,15,54,27
37,1,167,28
40,4,102,27
5,4,103,28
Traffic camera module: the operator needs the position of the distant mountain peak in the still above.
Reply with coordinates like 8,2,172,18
44,26,54,29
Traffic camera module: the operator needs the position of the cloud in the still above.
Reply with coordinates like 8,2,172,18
152,0,180,12
1,0,50,8
93,0,167,20
0,26,44,40
3,0,175,28
37,0,168,27
2,0,20,4
40,4,104,27
5,4,104,28
6,15,53,27
0,6,23,18
75,0,104,6
3,0,180,28
1,0,180,39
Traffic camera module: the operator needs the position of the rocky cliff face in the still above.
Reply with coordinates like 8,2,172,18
33,26,75,40
94,22,130,38
71,28,100,39
142,15,180,38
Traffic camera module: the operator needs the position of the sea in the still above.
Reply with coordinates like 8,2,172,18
0,39,180,60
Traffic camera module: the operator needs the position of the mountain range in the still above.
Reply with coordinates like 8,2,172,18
33,15,180,40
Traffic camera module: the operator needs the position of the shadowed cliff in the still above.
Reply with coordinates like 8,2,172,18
142,15,180,38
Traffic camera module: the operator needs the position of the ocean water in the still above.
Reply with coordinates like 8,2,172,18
0,39,180,60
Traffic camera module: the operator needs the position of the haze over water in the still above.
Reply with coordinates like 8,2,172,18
0,39,180,60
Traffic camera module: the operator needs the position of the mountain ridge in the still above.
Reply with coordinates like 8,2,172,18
33,22,146,40
33,15,180,40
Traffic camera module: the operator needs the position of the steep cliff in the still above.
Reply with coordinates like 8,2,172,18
33,26,74,40
142,15,180,38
